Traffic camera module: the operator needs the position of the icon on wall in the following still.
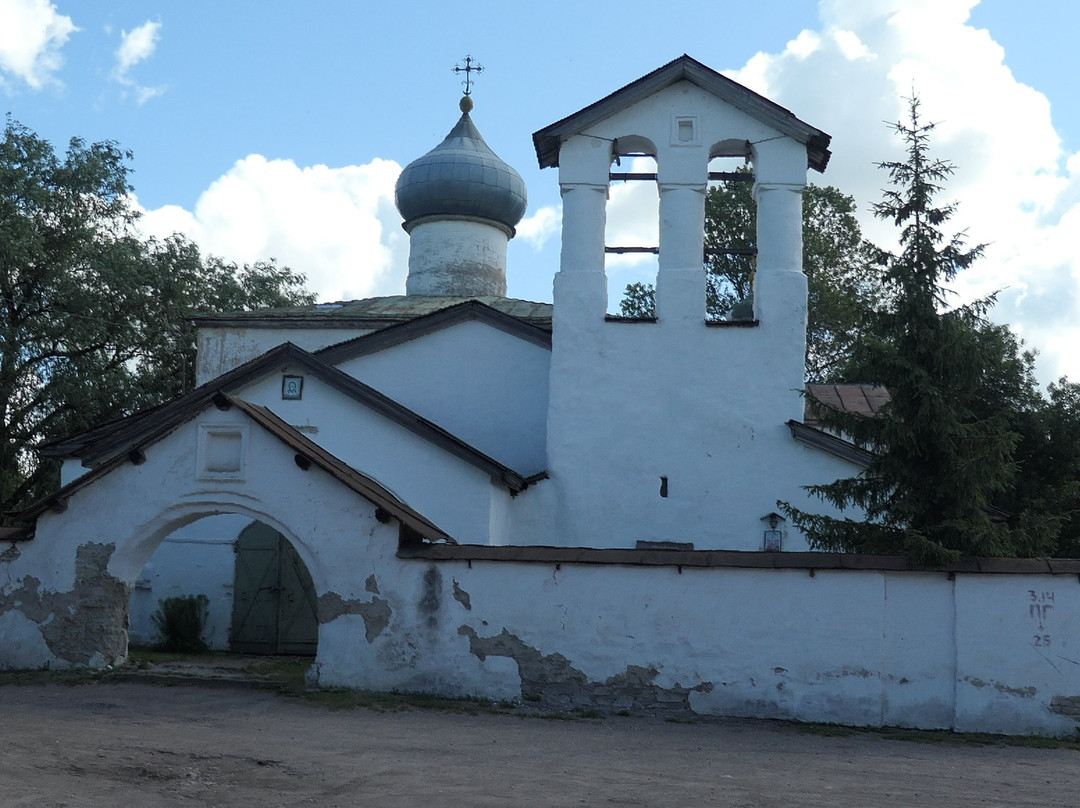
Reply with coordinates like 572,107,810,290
282,375,304,400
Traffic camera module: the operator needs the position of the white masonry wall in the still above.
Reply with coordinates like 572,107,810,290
314,546,1080,737
235,366,510,544
336,319,550,475
196,325,379,384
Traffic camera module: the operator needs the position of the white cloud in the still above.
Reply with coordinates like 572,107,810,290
722,0,1080,384
516,205,561,249
0,0,76,90
112,20,164,103
136,155,408,302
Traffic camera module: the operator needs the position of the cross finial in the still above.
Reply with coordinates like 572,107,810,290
453,55,483,97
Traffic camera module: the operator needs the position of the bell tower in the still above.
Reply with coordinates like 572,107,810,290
532,55,833,549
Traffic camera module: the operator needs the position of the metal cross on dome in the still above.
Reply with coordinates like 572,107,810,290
453,55,483,96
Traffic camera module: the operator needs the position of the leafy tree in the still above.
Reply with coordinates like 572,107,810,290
620,169,881,380
780,98,1045,565
0,117,313,514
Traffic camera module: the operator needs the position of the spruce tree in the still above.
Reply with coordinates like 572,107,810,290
781,98,1028,565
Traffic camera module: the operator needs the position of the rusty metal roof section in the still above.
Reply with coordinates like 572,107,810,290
532,54,832,173
190,295,553,330
399,543,1080,575
40,342,532,494
804,384,891,427
226,396,452,543
316,299,551,364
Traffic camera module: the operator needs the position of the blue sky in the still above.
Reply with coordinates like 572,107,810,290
3,0,1080,384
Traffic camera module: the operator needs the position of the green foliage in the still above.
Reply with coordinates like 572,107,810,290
151,594,210,653
781,98,1048,564
619,281,655,319
0,117,314,514
619,168,882,380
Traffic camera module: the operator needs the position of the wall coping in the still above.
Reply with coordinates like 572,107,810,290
398,544,1080,576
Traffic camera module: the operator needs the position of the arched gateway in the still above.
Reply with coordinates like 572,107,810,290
0,391,447,671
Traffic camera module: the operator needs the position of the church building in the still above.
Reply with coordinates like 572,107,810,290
6,56,1070,736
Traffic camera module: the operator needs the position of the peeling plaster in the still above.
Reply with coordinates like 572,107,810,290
365,574,380,594
452,579,472,611
418,565,442,629
458,625,712,713
0,543,129,667
317,592,392,643
965,677,1037,698
1050,696,1080,720
0,544,20,565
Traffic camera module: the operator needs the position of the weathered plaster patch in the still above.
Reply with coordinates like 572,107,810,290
458,625,712,713
817,667,876,680
452,579,472,611
365,574,380,594
965,677,1037,698
418,565,442,629
0,544,20,565
317,592,392,643
1050,696,1080,720
0,543,129,667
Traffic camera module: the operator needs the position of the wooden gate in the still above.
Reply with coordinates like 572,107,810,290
230,522,318,655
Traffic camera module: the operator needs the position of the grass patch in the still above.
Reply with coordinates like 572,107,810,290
126,646,227,667
791,720,1080,750
795,723,855,737
0,666,104,687
293,687,517,714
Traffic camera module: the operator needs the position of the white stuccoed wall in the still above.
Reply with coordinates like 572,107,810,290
314,543,1080,737
336,319,550,474
196,325,378,384
235,368,508,544
5,402,1080,735
405,218,510,297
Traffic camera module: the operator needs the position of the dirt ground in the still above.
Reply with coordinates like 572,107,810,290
2,680,1079,808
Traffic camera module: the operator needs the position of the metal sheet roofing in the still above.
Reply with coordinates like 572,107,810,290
190,296,553,329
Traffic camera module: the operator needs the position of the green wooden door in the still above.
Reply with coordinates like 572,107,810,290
230,523,318,655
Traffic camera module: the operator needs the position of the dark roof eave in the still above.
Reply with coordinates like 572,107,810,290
787,420,872,467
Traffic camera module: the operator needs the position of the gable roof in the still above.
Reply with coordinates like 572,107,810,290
48,342,532,493
532,54,832,173
315,299,551,365
13,392,451,543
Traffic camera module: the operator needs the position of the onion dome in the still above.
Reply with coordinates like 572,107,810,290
395,97,527,233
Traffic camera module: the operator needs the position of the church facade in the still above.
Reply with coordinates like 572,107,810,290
3,56,1079,736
